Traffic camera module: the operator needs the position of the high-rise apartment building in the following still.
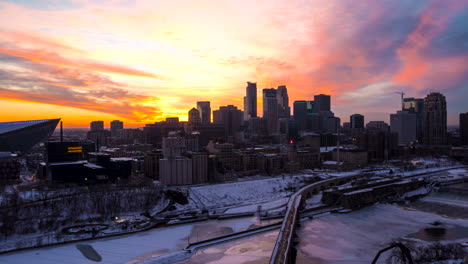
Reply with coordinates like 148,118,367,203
350,114,365,129
423,92,447,145
403,98,424,142
110,120,123,136
263,88,278,134
243,82,257,121
314,94,331,112
90,121,104,131
390,110,416,145
277,85,290,118
459,112,468,145
197,101,211,124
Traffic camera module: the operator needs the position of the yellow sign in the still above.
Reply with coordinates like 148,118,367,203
68,146,83,153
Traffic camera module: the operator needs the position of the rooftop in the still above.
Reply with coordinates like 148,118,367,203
0,119,60,134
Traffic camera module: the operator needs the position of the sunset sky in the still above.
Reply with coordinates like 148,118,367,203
0,0,467,127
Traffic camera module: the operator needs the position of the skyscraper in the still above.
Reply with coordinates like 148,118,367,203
213,105,243,137
423,92,447,145
263,88,278,134
350,114,364,129
110,120,123,136
277,85,290,118
403,98,424,142
460,112,468,146
314,94,331,112
390,110,416,145
90,121,104,131
188,108,201,126
243,82,257,121
293,101,308,131
197,101,211,124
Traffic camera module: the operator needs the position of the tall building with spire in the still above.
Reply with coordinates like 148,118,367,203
243,82,257,121
423,92,447,145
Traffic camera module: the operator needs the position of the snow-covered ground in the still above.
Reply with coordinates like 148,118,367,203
224,198,289,214
188,174,315,209
0,217,272,264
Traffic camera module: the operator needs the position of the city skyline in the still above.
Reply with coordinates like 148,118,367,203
0,0,467,127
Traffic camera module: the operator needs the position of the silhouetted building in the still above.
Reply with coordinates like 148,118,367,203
314,94,331,112
190,152,208,184
277,85,290,118
114,128,143,144
87,130,110,147
366,121,389,132
403,98,424,142
197,101,211,124
143,117,185,146
144,151,163,180
460,112,468,146
188,107,201,126
423,92,447,145
391,110,417,145
355,130,399,161
350,114,364,129
342,122,351,135
213,105,243,137
193,124,225,147
320,111,340,134
244,82,257,121
246,117,266,136
46,141,93,162
110,120,123,136
90,121,104,131
294,101,308,131
263,88,278,134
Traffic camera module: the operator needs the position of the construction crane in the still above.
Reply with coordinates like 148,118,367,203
394,92,405,110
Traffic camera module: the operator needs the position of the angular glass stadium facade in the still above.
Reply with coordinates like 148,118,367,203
0,119,60,153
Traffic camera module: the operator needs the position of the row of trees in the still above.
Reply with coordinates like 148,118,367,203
0,184,164,240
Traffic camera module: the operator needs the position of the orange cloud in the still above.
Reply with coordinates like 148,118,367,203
0,46,159,78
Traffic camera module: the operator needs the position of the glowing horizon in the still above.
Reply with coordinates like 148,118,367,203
0,0,467,128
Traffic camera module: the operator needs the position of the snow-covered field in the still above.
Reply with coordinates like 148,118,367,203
188,174,314,209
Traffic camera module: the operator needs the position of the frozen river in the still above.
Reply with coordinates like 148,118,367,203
0,217,278,264
1,167,466,264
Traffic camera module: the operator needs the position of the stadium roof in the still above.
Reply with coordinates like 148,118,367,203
0,119,60,152
0,119,57,134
